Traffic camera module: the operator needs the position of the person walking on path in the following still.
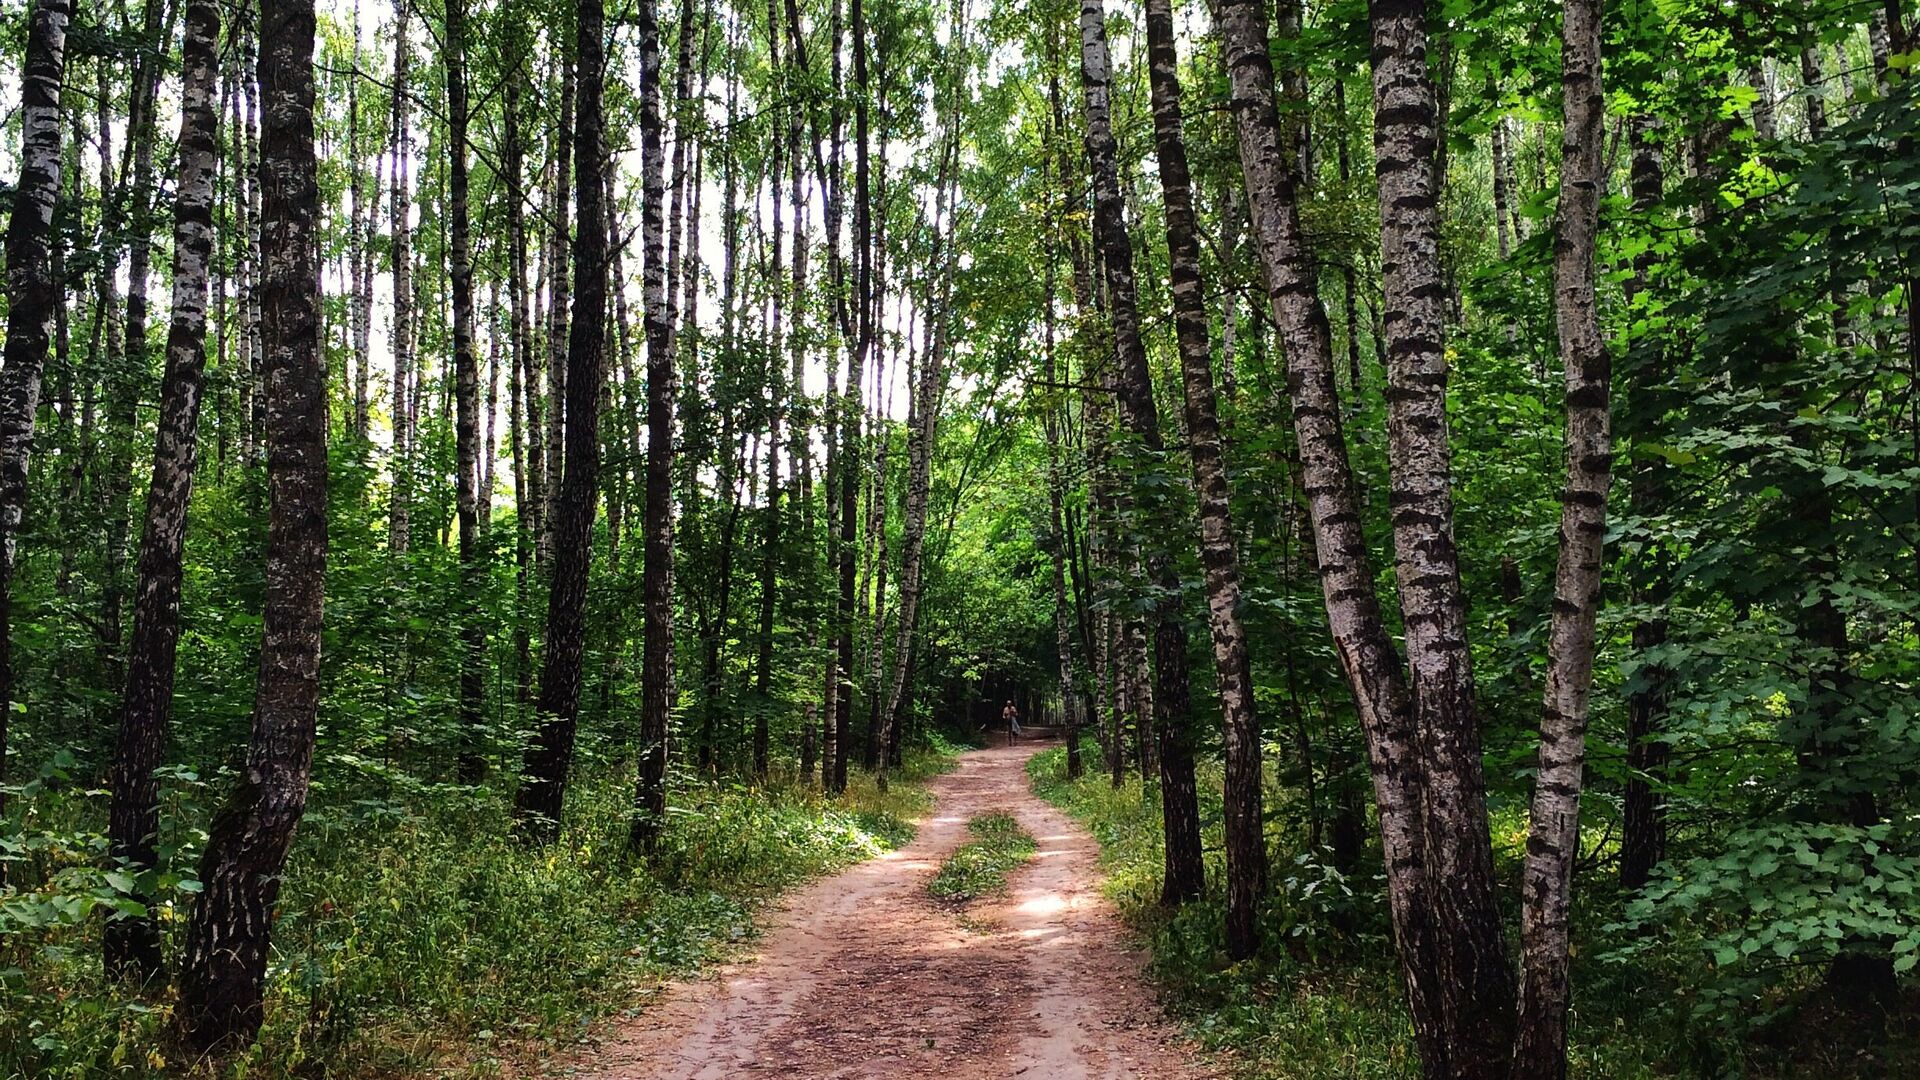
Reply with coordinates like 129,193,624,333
1003,699,1022,746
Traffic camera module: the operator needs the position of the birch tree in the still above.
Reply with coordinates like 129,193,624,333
104,0,222,983
1140,0,1263,958
0,0,71,880
179,0,327,1043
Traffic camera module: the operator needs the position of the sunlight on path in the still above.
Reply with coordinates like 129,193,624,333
535,742,1221,1079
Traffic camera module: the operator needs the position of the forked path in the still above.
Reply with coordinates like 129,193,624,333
560,741,1220,1079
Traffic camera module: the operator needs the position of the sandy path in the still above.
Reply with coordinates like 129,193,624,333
553,741,1220,1079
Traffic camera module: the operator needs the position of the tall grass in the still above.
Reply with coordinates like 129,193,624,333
1,748,951,1079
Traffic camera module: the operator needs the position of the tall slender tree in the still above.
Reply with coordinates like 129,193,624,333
1619,116,1670,892
633,0,678,850
0,0,71,881
1212,0,1451,1067
1076,0,1204,905
879,123,958,793
1512,1,1607,1074
518,0,609,842
1368,1,1514,1069
1140,0,1263,958
105,0,222,982
388,0,414,555
446,0,486,782
179,0,327,1043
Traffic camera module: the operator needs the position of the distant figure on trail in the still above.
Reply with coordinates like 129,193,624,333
1003,700,1021,746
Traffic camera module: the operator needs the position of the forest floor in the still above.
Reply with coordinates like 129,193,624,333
534,739,1222,1079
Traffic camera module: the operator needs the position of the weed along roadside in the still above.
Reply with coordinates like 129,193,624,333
1,746,957,1078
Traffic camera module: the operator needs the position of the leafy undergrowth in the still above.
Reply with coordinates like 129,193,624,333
0,747,952,1079
1025,743,1684,1080
927,812,1036,904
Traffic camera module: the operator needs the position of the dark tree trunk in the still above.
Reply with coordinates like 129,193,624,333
179,0,326,1044
348,1,372,442
1619,117,1670,893
1077,0,1204,906
104,0,221,982
1142,0,1264,957
753,0,786,781
1043,33,1083,781
387,0,413,555
543,62,577,571
517,0,609,843
0,0,71,884
633,0,680,850
505,78,538,708
446,0,486,783
1511,1,1608,1074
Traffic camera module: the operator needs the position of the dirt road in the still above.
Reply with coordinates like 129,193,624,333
559,741,1220,1079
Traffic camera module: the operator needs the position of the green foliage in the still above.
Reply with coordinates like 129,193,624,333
927,812,1036,903
1028,745,1686,1080
0,749,950,1079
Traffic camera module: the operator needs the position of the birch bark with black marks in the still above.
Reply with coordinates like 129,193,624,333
1213,0,1453,1067
518,0,608,843
105,0,220,981
633,0,679,850
388,0,414,555
179,0,326,1043
1077,0,1204,906
446,0,487,783
1369,1,1515,1070
1143,0,1263,955
1512,1,1608,1073
0,0,71,876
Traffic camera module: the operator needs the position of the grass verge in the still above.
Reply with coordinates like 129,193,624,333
927,812,1037,904
1025,742,1682,1080
0,746,955,1079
